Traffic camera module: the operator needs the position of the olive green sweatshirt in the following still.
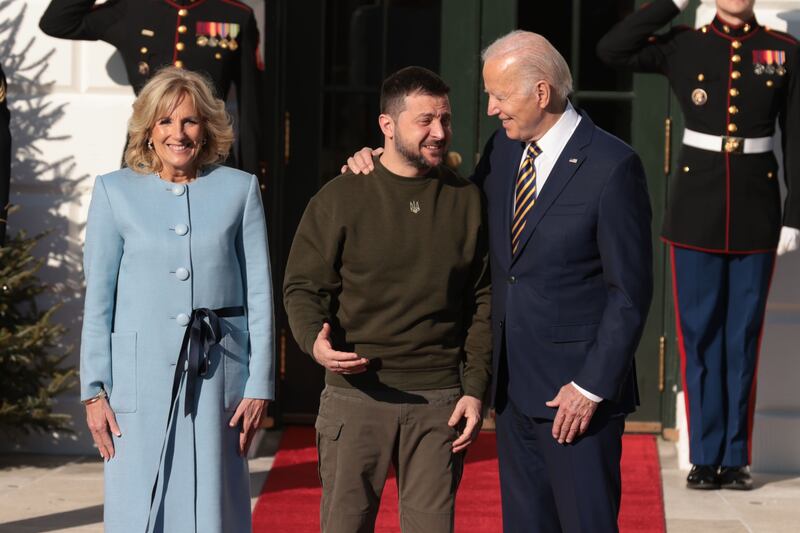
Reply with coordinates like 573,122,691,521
283,158,492,398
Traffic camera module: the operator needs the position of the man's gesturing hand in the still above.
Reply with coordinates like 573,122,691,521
449,395,483,453
545,383,599,444
312,323,369,374
340,147,383,175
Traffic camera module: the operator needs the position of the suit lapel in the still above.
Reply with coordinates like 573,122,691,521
510,113,594,266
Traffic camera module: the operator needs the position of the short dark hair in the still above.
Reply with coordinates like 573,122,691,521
380,66,450,118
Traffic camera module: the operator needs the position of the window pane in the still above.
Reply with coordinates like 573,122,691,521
325,0,441,87
320,92,382,183
581,100,632,144
519,0,634,92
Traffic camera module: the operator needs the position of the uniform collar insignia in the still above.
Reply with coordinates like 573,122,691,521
711,15,759,39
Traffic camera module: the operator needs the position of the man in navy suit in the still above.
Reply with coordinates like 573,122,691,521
476,31,653,533
345,30,653,533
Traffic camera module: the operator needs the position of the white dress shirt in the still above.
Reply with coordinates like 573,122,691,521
517,102,603,403
516,101,581,201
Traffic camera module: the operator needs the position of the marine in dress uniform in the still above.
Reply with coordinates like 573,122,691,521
0,64,10,245
598,0,800,490
39,0,267,179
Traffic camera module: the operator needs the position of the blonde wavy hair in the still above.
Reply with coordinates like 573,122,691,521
124,67,234,174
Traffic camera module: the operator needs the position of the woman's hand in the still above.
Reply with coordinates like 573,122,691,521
229,398,269,457
85,398,121,460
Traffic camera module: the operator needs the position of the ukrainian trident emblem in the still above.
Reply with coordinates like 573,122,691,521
409,201,420,214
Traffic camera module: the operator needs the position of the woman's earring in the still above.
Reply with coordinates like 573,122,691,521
147,140,153,150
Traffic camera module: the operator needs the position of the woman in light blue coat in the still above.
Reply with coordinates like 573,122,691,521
80,67,274,533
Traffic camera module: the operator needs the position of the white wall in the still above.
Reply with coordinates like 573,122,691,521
0,0,265,454
674,0,800,474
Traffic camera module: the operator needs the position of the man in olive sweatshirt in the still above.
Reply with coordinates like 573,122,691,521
283,66,491,533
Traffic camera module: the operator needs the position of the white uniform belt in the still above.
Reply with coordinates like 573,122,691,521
682,128,773,154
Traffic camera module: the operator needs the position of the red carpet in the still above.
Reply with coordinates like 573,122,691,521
253,427,665,532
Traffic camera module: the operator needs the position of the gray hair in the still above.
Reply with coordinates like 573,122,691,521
481,30,573,102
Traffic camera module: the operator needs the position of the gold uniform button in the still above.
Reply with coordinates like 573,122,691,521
767,171,775,179
731,70,741,79
732,40,742,49
174,60,184,68
176,42,185,51
732,54,741,63
215,52,222,59
730,88,740,97
697,73,705,81
178,8,188,17
767,80,774,87
701,25,708,33
683,166,690,173
140,46,148,54
723,25,731,33
728,105,739,114
744,24,751,33
178,25,188,34
728,123,738,133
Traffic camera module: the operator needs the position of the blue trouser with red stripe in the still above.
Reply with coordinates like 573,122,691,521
671,245,774,467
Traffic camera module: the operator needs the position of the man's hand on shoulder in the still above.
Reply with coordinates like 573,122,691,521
449,395,482,453
545,383,600,444
312,323,370,374
340,147,383,175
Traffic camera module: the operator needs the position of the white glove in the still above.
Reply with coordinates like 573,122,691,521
777,226,800,256
672,0,690,10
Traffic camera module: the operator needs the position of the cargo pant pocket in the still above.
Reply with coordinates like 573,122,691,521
315,414,344,487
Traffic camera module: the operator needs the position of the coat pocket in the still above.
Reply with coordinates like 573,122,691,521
110,332,137,413
223,330,251,412
547,202,586,216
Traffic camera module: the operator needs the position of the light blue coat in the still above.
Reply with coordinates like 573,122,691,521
81,165,274,533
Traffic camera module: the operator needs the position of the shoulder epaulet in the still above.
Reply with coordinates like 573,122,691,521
764,27,798,46
220,0,253,12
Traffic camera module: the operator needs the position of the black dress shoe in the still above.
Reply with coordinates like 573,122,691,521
718,466,753,490
686,465,720,490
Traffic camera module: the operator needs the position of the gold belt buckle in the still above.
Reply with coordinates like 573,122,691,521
723,136,744,154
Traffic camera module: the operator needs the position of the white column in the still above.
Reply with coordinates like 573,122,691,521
675,0,800,474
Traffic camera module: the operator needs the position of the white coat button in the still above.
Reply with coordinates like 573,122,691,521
176,313,190,326
175,267,190,281
172,184,186,196
174,224,189,236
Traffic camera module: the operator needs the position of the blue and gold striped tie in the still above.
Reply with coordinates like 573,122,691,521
511,142,542,255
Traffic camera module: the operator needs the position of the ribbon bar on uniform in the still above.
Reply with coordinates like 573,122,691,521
683,128,774,154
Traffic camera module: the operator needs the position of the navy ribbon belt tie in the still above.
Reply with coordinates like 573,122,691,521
180,306,244,417
145,306,245,532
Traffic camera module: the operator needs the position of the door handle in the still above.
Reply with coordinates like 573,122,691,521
446,151,462,170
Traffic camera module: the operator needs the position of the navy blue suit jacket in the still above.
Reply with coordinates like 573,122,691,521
473,111,653,419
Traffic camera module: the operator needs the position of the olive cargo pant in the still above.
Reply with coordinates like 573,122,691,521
315,385,465,533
